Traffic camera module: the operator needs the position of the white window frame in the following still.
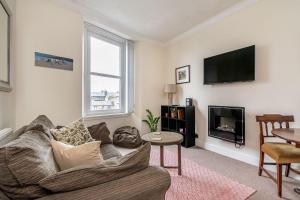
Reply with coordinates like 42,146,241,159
84,22,134,117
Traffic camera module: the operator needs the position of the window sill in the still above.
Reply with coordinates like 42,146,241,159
83,112,133,121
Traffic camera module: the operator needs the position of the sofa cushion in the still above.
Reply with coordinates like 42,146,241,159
0,130,57,199
25,115,55,138
39,142,151,193
51,140,103,170
0,130,58,186
0,126,28,147
13,125,28,138
0,149,18,187
88,122,112,144
0,189,9,200
51,119,94,146
100,144,122,160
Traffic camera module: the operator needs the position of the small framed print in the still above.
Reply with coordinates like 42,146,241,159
176,65,190,84
35,52,73,71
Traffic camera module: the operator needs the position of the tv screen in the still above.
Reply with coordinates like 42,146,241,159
204,45,255,84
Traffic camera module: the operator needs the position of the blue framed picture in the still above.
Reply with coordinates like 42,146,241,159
35,52,73,71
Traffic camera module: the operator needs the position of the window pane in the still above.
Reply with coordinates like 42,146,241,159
90,36,120,76
90,75,120,111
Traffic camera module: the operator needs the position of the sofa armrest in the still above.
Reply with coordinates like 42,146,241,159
37,166,171,200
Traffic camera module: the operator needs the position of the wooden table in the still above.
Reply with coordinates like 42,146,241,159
142,131,183,175
272,128,300,148
272,128,300,195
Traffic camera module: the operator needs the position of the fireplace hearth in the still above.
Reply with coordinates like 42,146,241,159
208,106,245,145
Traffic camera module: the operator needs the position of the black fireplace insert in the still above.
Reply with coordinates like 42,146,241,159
208,106,245,145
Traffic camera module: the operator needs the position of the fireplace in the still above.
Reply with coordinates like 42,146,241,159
208,106,245,145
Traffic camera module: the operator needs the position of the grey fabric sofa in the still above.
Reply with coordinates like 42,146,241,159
0,118,171,200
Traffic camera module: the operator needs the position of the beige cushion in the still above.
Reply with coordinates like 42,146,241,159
51,140,103,170
39,142,151,193
51,119,95,146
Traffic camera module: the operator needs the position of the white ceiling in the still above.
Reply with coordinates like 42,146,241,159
68,0,244,42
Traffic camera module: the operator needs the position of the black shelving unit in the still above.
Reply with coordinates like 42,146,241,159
161,105,195,148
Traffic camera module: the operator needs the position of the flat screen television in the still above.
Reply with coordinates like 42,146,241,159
204,45,255,84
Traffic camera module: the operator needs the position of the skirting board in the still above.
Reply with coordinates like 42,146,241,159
197,141,300,180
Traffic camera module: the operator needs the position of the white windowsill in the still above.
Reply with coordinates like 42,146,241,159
83,112,133,121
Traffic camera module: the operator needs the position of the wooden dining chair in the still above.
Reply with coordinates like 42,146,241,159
256,114,300,197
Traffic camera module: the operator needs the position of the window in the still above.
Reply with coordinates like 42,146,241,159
84,23,134,117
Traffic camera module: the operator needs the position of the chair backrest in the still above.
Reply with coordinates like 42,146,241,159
256,114,294,146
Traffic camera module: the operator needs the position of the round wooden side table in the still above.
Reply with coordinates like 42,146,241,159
142,131,183,175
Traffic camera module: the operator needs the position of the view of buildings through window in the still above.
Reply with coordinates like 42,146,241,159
90,36,121,111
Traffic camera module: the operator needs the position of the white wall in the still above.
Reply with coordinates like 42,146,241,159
15,0,166,133
166,0,300,165
15,0,83,127
0,0,15,130
133,41,167,133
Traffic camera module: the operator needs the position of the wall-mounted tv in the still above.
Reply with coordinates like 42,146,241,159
204,45,255,85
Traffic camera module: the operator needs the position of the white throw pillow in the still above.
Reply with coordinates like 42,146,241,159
51,140,103,171
51,119,94,146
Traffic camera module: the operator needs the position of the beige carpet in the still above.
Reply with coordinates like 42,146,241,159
154,146,300,200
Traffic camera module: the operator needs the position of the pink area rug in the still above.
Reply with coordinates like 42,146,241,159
150,149,256,200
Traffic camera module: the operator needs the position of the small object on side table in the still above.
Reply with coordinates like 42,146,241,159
152,137,162,141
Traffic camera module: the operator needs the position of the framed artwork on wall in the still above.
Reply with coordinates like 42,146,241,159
35,52,73,71
176,65,190,84
0,0,11,92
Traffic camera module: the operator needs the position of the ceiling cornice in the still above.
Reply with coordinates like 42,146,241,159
53,0,165,46
53,0,259,47
165,0,260,46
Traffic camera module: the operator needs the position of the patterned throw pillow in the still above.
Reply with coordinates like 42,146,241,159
51,119,94,146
